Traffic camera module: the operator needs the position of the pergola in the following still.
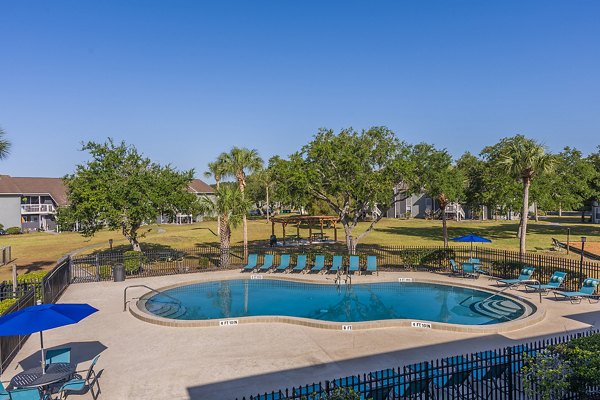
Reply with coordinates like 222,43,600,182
270,215,339,244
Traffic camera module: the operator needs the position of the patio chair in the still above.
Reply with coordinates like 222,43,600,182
328,256,343,274
449,259,461,275
257,254,274,272
291,255,307,273
461,263,479,279
45,347,71,365
469,258,489,275
241,254,258,272
554,278,600,304
348,256,360,274
366,256,377,275
309,255,326,273
56,355,100,400
0,382,9,400
274,254,290,272
368,368,430,400
496,267,535,289
525,271,567,294
7,388,50,400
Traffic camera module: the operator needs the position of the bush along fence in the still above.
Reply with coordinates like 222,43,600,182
0,257,71,374
70,244,600,292
236,330,600,400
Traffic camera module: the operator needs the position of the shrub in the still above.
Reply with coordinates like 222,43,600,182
0,298,17,315
99,265,113,279
17,271,49,283
198,257,210,269
5,227,21,235
123,251,143,274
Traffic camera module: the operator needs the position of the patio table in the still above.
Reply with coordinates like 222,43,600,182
10,362,76,389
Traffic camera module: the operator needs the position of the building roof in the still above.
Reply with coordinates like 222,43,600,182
188,179,214,194
0,176,68,206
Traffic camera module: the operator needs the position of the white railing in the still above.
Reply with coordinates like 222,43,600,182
21,204,56,213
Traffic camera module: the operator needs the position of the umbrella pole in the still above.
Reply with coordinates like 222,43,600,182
40,331,45,374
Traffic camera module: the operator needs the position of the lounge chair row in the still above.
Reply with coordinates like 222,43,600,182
496,267,600,304
241,254,377,275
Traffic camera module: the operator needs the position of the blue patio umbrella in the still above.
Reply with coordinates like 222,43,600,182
0,303,98,372
451,234,492,257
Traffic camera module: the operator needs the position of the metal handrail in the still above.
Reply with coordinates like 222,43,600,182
482,279,543,304
123,284,181,312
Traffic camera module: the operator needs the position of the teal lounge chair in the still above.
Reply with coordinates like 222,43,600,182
497,267,535,288
461,262,479,279
274,254,291,272
525,271,567,294
291,255,307,273
366,256,377,275
554,278,600,304
310,255,326,273
328,256,343,273
449,259,461,275
45,347,71,365
242,254,258,272
469,258,489,275
348,256,360,274
257,254,274,272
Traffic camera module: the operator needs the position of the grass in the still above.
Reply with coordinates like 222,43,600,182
0,216,598,281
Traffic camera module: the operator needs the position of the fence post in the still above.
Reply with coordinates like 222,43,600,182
507,346,514,400
95,254,100,282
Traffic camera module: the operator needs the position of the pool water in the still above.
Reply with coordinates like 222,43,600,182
144,280,526,325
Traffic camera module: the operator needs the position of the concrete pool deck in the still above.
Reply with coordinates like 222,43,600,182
3,270,600,399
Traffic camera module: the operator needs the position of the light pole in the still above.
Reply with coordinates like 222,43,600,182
579,236,587,287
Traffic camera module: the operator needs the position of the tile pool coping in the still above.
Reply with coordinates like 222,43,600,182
129,274,545,333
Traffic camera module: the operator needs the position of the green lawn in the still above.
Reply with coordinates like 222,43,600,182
0,216,598,281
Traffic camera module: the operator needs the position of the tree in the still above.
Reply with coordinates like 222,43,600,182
246,169,275,222
219,147,264,260
0,127,11,160
62,139,197,251
272,127,413,254
204,157,228,235
491,135,554,256
412,144,464,247
456,152,487,219
198,185,252,268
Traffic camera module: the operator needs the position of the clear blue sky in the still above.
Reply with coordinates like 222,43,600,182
1,1,599,180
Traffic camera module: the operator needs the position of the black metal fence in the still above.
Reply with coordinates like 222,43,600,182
0,289,36,374
70,244,600,292
42,256,71,304
237,330,599,400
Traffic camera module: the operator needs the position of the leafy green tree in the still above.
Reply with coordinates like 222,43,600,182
0,127,11,160
204,157,228,235
198,185,252,267
490,135,554,256
62,139,197,251
245,168,275,221
456,152,487,219
268,155,312,212
479,146,522,221
411,144,464,246
218,147,263,260
272,127,413,254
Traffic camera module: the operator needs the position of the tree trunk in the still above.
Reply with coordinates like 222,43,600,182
216,180,221,236
343,224,356,255
266,185,270,223
130,240,141,252
534,202,539,222
558,203,562,217
242,215,248,262
442,208,448,248
220,216,231,268
520,178,531,257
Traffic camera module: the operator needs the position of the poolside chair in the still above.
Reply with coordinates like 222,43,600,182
449,259,461,275
291,255,307,273
257,254,274,272
469,258,489,275
368,368,430,400
241,254,258,272
554,278,600,304
328,256,343,274
0,382,9,400
496,267,535,289
56,355,100,400
7,388,50,400
525,271,567,294
366,256,377,275
348,256,360,275
45,347,71,365
274,254,291,272
461,263,479,279
309,255,326,273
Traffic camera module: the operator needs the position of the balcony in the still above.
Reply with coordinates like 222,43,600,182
21,204,56,214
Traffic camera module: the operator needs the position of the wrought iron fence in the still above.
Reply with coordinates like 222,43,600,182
237,330,598,400
42,256,71,304
70,244,600,291
0,289,36,374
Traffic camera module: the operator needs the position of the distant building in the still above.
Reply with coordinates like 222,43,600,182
593,201,600,224
162,179,216,224
385,185,464,220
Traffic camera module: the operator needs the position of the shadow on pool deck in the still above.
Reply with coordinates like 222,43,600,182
17,341,108,370
186,326,597,400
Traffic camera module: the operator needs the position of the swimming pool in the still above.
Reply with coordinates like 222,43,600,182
142,279,528,326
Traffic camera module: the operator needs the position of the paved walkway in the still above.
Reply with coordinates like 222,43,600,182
3,270,599,399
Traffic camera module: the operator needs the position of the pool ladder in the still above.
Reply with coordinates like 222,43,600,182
123,284,181,312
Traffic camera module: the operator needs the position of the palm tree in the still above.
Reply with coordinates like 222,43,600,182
204,157,227,235
219,147,263,261
0,128,11,160
198,185,252,268
500,135,554,256
253,168,275,222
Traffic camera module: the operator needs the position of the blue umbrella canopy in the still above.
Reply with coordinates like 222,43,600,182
451,234,492,243
0,303,98,336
